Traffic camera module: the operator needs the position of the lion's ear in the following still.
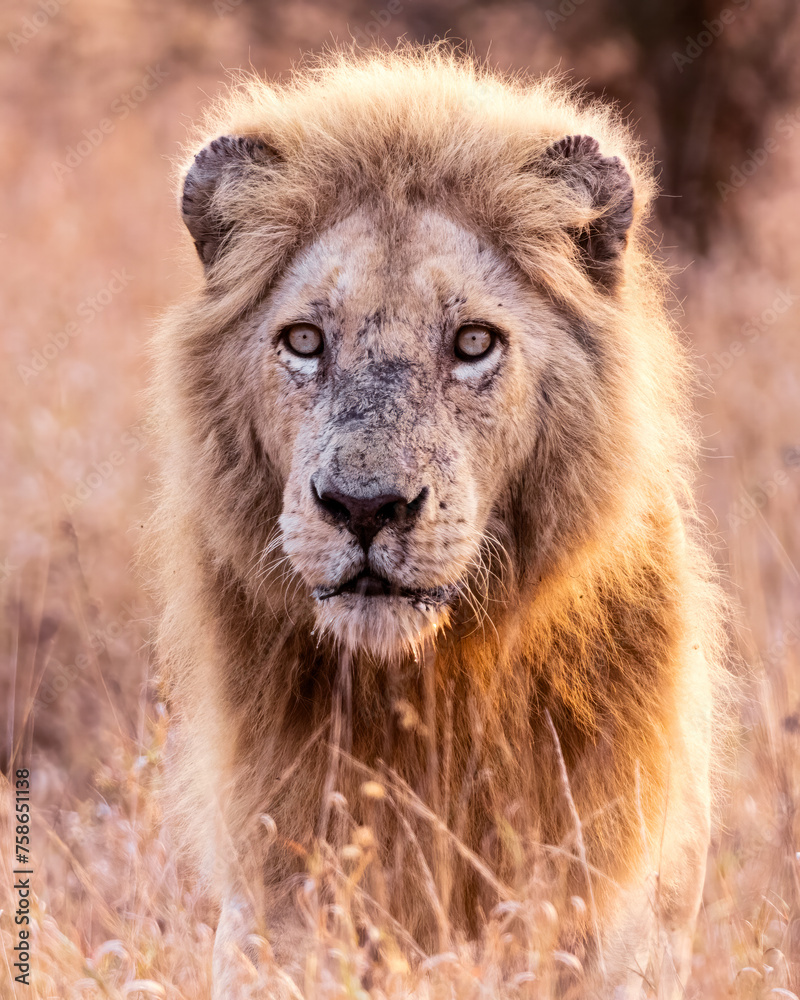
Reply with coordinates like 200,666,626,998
540,134,634,290
181,135,281,268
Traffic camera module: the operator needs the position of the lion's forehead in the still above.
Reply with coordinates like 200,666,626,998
271,207,522,343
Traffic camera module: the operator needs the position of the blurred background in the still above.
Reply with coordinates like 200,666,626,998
1,0,799,996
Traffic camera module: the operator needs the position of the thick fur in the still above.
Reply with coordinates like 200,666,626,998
149,46,728,998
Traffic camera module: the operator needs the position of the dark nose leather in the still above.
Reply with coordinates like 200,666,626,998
313,483,428,552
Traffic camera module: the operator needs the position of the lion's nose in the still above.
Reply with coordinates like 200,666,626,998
312,482,428,552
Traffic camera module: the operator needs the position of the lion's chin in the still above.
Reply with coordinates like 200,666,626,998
312,592,450,663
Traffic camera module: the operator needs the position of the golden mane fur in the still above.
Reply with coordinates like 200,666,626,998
149,45,729,996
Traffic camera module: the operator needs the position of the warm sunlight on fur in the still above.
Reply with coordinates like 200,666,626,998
5,0,800,993
145,46,731,999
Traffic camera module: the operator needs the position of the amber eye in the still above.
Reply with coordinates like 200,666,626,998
283,323,323,357
454,324,494,360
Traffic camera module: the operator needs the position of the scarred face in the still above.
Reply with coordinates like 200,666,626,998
177,129,634,664
254,208,550,660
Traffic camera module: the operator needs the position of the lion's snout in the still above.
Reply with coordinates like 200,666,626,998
311,477,428,553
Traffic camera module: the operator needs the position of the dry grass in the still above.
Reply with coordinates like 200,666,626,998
2,1,800,997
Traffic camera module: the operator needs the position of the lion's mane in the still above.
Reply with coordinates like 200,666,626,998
149,45,729,973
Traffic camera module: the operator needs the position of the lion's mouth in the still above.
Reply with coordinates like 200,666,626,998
313,570,455,609
329,570,398,598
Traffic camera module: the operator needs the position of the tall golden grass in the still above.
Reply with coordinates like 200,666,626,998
1,1,799,996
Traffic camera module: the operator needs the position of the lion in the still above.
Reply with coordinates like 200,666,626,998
149,46,727,999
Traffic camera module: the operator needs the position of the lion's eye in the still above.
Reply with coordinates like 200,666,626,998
454,325,494,361
283,324,323,357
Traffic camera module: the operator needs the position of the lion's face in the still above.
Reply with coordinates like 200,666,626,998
179,124,636,663
252,208,560,659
